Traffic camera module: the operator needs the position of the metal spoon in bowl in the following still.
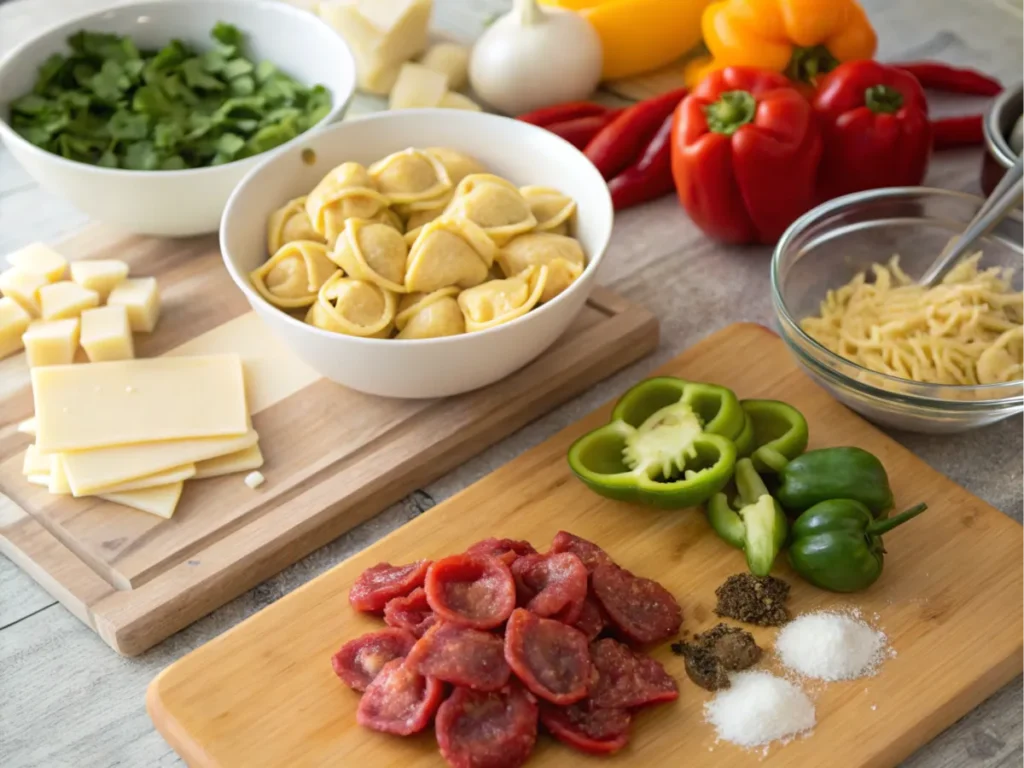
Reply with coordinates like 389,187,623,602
917,155,1023,287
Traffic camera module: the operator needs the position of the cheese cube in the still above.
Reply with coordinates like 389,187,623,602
70,260,129,300
107,277,160,332
22,319,80,367
390,62,448,109
80,305,134,362
0,267,47,316
439,91,481,111
6,243,68,282
39,281,99,321
0,297,32,359
419,43,470,91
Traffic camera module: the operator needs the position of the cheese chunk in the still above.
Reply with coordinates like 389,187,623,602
87,463,196,495
80,305,134,362
49,455,71,495
419,43,470,91
6,243,67,282
390,62,448,109
244,471,266,489
439,91,481,111
61,429,259,495
17,417,37,435
69,260,129,300
0,267,47,316
33,354,248,453
100,482,184,519
22,444,50,476
107,277,160,332
0,297,32,359
194,444,264,479
23,319,80,367
39,281,99,321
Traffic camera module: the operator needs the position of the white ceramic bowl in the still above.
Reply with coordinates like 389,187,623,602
0,0,355,237
221,110,614,398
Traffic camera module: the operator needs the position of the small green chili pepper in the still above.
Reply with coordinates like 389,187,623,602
568,377,740,509
788,499,928,592
776,447,893,516
706,458,788,576
739,399,809,472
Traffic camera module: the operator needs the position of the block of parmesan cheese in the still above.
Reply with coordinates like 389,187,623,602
32,354,248,453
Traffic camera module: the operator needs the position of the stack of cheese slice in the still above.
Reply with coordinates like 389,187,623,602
20,354,263,519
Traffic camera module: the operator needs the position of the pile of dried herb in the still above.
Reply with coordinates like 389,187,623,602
9,22,331,170
714,573,791,627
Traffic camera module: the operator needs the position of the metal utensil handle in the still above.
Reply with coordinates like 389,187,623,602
919,157,1024,287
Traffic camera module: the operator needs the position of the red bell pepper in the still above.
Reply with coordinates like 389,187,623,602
670,67,822,245
812,60,931,201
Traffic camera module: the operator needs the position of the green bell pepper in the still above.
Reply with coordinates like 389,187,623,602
706,458,788,576
788,499,928,592
776,447,894,516
568,378,740,509
739,399,809,472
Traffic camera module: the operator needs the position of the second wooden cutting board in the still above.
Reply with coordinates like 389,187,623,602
147,323,1024,768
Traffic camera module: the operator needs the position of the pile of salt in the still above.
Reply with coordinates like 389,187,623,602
703,671,816,748
776,611,888,681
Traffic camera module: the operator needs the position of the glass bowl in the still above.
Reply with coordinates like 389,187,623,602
771,187,1023,434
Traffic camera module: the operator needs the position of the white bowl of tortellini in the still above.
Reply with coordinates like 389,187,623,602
220,109,613,398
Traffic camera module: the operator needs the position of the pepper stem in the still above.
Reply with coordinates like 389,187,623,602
868,503,927,535
514,0,543,25
865,85,904,114
734,458,769,507
785,45,839,85
704,91,756,135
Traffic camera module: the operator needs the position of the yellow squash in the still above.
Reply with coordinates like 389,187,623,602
540,0,712,80
685,0,877,86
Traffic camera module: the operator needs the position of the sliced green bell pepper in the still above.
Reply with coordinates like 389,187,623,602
776,447,894,516
568,378,739,509
739,399,809,472
706,458,788,576
788,499,928,592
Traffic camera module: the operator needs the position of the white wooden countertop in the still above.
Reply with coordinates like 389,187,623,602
1,0,1021,766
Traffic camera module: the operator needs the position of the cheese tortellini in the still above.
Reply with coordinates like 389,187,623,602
254,147,587,340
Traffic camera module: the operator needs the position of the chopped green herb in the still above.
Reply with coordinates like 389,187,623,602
10,23,331,171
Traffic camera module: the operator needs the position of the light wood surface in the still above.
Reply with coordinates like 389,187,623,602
147,323,1024,768
0,225,658,656
2,0,1021,766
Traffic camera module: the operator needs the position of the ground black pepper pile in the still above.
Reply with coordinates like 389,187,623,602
714,573,791,627
672,623,762,691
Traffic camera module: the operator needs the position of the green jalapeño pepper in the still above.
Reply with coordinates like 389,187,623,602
789,500,928,592
568,378,739,509
739,399,809,473
706,458,788,576
776,447,894,516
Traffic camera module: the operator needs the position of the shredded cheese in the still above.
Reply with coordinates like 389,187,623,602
801,254,1023,386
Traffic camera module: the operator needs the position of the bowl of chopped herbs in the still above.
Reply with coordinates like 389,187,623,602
0,0,355,236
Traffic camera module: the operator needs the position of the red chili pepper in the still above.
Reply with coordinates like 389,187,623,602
608,113,675,210
517,102,609,126
585,88,688,180
812,60,931,201
544,111,623,150
670,67,821,245
930,115,985,149
893,61,1002,96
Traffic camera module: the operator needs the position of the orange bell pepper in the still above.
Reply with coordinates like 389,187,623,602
540,0,712,80
684,0,877,88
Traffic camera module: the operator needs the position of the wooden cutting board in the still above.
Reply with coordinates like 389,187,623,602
146,322,1024,768
0,225,658,656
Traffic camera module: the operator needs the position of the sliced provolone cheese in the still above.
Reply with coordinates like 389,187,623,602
100,482,184,519
60,430,259,496
22,444,49,476
194,444,264,479
26,473,49,487
16,417,36,435
33,354,248,453
49,455,71,495
84,463,196,496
